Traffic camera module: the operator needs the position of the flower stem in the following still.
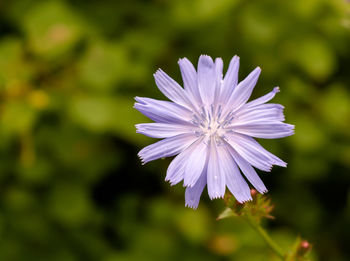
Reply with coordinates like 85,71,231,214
244,215,285,260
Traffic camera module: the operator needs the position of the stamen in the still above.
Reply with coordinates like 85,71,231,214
194,131,203,137
210,104,215,119
207,109,211,125
201,107,206,119
190,104,233,143
224,115,235,126
217,105,222,121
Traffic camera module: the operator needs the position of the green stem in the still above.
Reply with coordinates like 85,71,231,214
244,216,285,260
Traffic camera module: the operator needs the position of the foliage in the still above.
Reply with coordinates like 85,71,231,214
220,190,312,261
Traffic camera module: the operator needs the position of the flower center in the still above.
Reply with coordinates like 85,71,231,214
192,105,235,144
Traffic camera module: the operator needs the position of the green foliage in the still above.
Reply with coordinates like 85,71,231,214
0,0,349,260
221,190,274,222
220,191,313,261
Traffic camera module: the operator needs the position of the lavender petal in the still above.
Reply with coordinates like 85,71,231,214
197,55,216,106
178,58,202,106
244,87,280,108
207,140,226,199
138,133,196,164
223,67,261,116
230,122,295,139
219,55,240,104
154,69,193,109
185,170,207,209
219,145,252,203
228,147,268,194
136,123,195,138
184,139,208,187
134,97,192,124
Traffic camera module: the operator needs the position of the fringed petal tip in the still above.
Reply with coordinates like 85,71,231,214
265,166,273,172
165,169,184,187
185,202,199,209
209,194,225,200
273,86,280,93
230,188,254,204
183,181,195,188
259,188,268,194
134,96,145,104
153,68,162,75
139,159,146,166
178,57,187,63
199,54,212,59
137,150,148,165
286,127,295,137
236,196,253,204
274,160,287,168
137,155,146,165
280,162,287,167
198,55,215,70
236,188,267,204
165,178,178,187
262,161,287,172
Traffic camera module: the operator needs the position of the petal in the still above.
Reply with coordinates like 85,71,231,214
197,55,216,105
219,55,240,104
227,139,272,172
214,58,223,104
154,69,193,109
166,154,185,186
214,58,223,88
244,87,280,108
136,123,194,138
228,147,267,194
165,142,198,185
184,139,208,187
138,133,196,164
207,140,226,199
230,123,295,139
218,145,252,203
185,170,207,209
134,97,192,124
178,58,201,105
234,104,285,124
226,132,286,171
223,67,261,116
237,134,287,167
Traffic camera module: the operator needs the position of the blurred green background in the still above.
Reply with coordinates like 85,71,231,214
0,0,349,260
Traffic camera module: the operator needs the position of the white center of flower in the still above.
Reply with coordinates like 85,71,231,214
192,105,235,144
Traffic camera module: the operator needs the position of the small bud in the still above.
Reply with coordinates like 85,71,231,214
250,189,258,197
297,240,312,257
301,240,310,249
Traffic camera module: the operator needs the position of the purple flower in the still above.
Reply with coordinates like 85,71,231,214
135,55,294,209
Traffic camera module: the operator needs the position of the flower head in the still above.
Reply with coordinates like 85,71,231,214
135,55,294,209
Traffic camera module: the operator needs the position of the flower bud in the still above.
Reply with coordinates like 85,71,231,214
297,240,312,257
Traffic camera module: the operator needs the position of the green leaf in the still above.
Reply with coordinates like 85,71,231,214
217,207,236,220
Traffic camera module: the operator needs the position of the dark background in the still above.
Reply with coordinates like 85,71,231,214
0,0,349,260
